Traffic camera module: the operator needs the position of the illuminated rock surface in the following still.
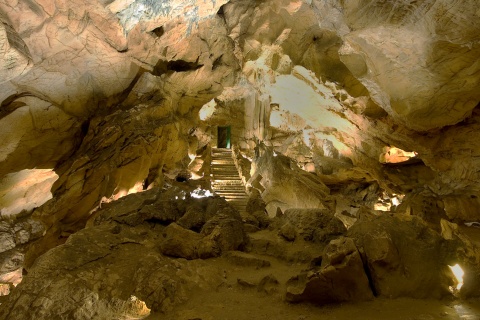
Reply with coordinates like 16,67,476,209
1,0,480,318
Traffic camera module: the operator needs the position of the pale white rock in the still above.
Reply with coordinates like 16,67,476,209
0,97,78,177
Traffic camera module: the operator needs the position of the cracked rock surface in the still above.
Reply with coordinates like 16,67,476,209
1,0,480,317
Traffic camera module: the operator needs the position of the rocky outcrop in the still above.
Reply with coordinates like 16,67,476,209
339,0,480,131
280,208,346,243
286,237,373,304
248,146,331,217
0,187,249,319
1,0,480,313
348,214,480,299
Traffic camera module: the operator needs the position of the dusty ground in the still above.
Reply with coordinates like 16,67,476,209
146,255,480,320
146,226,480,320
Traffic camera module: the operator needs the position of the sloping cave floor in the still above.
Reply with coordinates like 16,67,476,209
148,228,480,320
4,185,480,320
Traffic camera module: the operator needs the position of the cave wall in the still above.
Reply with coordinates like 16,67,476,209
0,0,480,285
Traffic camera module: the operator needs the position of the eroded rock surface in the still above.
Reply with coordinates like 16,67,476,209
1,186,480,319
0,187,247,319
1,0,480,316
349,214,480,299
286,237,373,304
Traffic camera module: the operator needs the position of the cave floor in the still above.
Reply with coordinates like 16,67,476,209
153,295,480,320
146,253,480,320
145,226,480,320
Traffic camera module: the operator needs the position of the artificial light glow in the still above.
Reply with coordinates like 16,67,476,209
464,222,480,228
374,192,404,212
449,264,464,291
374,202,391,212
392,197,400,206
127,181,144,195
380,146,418,164
125,295,151,320
199,99,216,120
190,187,213,198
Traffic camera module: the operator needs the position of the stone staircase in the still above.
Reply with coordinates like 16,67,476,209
211,148,248,213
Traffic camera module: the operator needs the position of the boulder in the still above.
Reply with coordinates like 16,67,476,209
348,215,460,298
0,223,225,319
246,189,266,214
201,213,248,253
160,223,205,260
286,237,373,304
278,221,296,242
283,208,347,242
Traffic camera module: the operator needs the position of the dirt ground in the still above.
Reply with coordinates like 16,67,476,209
145,226,480,320
146,253,480,320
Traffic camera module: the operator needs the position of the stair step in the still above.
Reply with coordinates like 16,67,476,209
212,182,244,185
212,172,238,176
213,177,240,179
211,147,247,213
215,192,246,195
212,172,239,174
221,194,248,198
215,191,248,195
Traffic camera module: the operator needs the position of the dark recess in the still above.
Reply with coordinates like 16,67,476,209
150,26,165,37
153,59,203,75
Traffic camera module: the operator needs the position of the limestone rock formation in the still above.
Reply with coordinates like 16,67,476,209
1,0,480,317
248,146,331,217
0,186,248,319
0,11,32,83
348,214,479,299
286,237,374,304
281,208,346,243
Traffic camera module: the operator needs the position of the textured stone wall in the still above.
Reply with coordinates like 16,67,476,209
0,0,480,289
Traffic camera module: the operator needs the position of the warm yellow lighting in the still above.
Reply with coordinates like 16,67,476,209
199,99,216,120
374,202,391,211
0,169,58,218
267,69,354,157
125,295,151,319
449,264,464,291
380,146,417,164
190,187,213,198
374,193,404,211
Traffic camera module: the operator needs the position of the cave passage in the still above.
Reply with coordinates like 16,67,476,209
217,126,231,148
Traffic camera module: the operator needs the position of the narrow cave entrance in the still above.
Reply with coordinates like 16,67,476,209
217,126,231,148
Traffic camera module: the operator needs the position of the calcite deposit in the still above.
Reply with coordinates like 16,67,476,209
1,0,480,318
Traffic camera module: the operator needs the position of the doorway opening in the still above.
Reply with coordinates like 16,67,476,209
217,126,231,148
